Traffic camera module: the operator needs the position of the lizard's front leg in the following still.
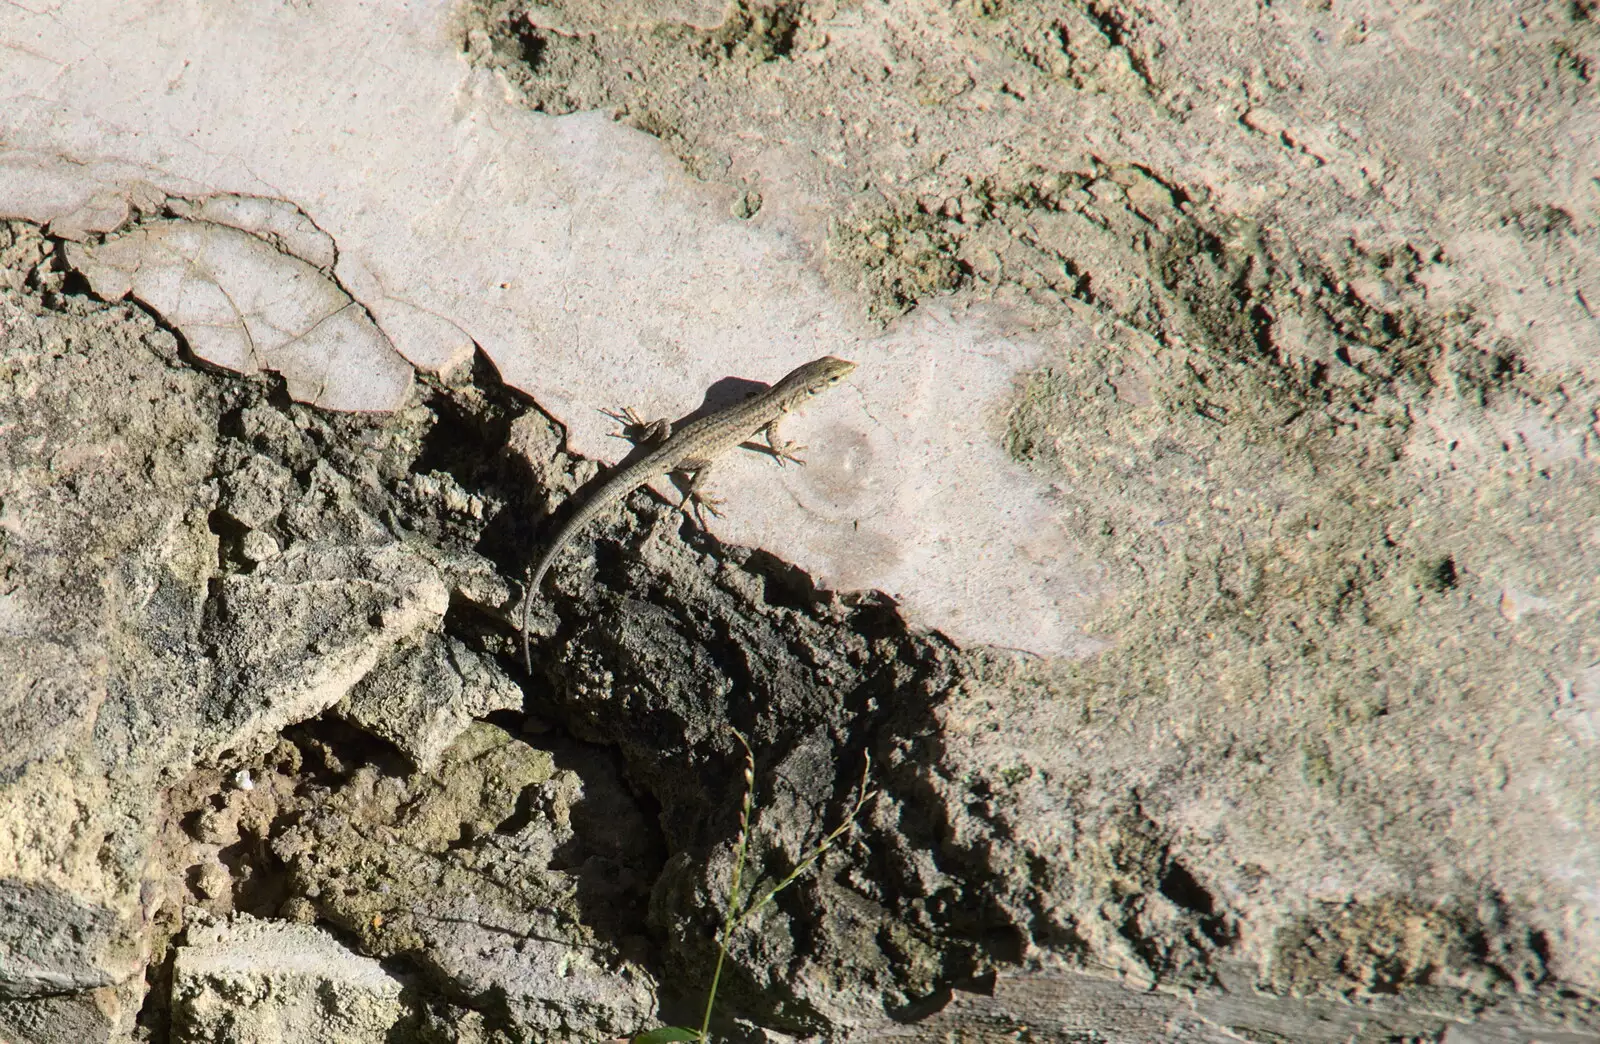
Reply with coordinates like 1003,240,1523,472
602,406,672,446
760,418,806,467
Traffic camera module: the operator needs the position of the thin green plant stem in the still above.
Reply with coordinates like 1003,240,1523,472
744,755,876,919
698,731,758,1040
689,730,877,1043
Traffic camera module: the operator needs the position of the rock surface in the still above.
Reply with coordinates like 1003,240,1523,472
0,0,1597,1040
66,220,412,412
171,914,409,1044
0,0,1104,656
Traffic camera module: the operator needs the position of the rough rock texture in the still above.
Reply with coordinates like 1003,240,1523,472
170,914,409,1044
264,721,658,1038
0,989,123,1044
0,0,1599,1041
337,635,525,773
0,223,221,1044
0,218,651,1040
475,0,1597,371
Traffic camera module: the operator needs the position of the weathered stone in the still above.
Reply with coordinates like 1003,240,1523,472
338,634,524,773
170,914,409,1044
0,989,121,1044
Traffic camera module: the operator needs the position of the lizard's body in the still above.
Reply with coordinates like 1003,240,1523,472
520,355,857,669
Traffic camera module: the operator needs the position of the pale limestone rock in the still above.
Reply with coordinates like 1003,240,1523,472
171,914,408,1044
65,221,411,412
205,543,451,760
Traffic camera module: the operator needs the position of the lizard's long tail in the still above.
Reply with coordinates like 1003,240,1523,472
521,569,534,673
520,558,551,674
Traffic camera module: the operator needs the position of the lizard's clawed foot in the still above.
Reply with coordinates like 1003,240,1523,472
603,407,669,444
771,441,808,468
680,491,726,527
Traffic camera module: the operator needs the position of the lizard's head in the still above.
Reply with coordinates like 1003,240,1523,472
778,355,857,399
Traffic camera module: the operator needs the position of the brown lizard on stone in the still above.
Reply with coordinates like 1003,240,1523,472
520,355,857,670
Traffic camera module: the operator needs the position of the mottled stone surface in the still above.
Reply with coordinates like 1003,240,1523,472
0,0,1596,1039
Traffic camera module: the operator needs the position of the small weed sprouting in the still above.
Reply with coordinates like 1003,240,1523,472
634,730,877,1044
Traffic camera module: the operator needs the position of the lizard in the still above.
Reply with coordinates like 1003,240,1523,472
519,355,858,670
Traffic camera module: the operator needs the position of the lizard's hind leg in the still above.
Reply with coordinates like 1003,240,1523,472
673,466,726,528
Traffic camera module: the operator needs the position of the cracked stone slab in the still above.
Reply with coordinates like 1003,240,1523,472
0,878,124,998
337,633,526,773
413,897,657,1040
270,722,658,1041
65,220,411,412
